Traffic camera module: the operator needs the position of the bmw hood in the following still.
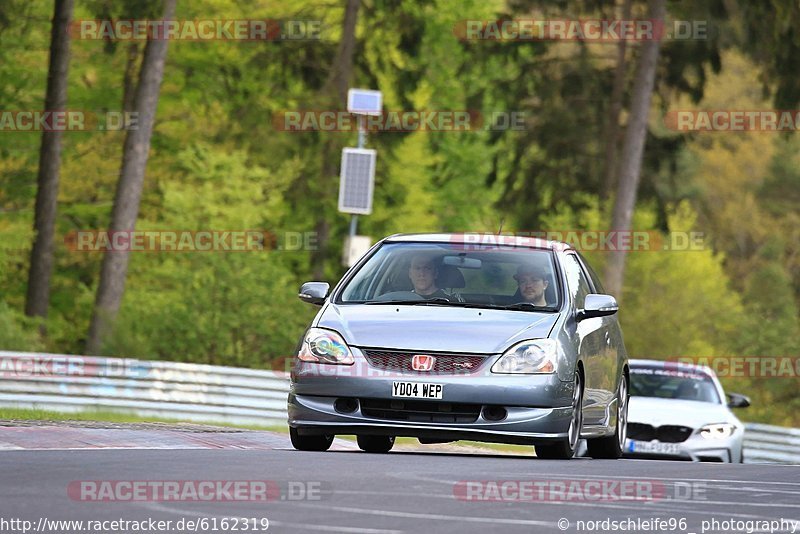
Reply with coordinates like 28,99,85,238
628,396,740,429
315,303,559,354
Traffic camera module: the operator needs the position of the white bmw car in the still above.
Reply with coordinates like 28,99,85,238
624,359,750,463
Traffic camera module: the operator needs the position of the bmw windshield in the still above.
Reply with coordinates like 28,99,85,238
337,241,560,311
630,366,721,404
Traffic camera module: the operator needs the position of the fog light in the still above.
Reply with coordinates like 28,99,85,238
483,406,507,421
334,398,358,413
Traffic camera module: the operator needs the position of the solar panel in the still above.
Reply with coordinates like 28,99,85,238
347,89,382,115
338,148,376,214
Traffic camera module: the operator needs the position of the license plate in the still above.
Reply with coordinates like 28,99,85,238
392,381,443,399
626,439,680,455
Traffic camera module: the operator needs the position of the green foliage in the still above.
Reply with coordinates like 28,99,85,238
105,252,315,366
619,203,746,358
739,257,799,354
0,302,43,351
99,144,316,366
736,0,800,108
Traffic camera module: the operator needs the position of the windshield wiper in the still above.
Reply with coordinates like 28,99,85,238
498,302,558,312
364,298,454,306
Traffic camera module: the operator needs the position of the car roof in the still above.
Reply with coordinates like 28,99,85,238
383,233,572,251
630,358,716,377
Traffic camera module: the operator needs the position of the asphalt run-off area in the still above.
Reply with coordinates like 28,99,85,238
1,422,798,534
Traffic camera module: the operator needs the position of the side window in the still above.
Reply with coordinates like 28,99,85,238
577,253,605,294
562,254,592,308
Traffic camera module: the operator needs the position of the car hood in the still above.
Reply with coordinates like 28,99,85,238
315,303,559,354
628,396,739,429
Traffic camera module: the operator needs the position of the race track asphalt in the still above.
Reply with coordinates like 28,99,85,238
1,428,798,533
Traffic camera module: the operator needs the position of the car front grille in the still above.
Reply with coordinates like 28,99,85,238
628,422,656,441
362,350,487,375
628,422,694,443
360,398,481,424
656,425,694,443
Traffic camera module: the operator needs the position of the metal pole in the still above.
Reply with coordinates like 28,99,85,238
358,114,367,149
349,214,358,238
348,115,367,238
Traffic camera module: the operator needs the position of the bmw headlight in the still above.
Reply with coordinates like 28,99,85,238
491,339,558,374
298,328,354,365
699,423,736,440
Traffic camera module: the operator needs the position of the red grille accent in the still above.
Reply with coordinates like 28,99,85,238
363,350,487,374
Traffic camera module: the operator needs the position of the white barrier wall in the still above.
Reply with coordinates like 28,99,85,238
0,351,289,427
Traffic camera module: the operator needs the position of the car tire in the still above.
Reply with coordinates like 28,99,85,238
536,370,583,460
587,373,629,459
357,435,395,453
290,427,334,451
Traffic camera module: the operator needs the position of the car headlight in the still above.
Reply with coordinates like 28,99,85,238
298,328,354,365
699,423,736,440
491,339,558,374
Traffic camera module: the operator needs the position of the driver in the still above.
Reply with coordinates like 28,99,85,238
513,264,550,306
409,254,450,299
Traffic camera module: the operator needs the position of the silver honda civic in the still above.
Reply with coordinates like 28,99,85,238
288,233,629,459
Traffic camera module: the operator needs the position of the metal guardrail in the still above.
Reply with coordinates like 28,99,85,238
0,351,289,427
1,351,799,463
743,423,800,464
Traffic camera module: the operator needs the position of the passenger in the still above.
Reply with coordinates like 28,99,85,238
513,264,550,306
409,254,450,299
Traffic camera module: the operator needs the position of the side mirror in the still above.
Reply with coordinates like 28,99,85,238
298,282,330,306
578,294,618,321
727,392,751,409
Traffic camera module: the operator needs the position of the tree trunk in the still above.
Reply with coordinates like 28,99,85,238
311,0,360,280
324,0,360,105
86,0,176,354
24,0,74,327
600,0,632,202
122,43,140,113
604,0,666,299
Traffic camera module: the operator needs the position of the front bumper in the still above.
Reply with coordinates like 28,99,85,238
623,433,743,463
288,356,575,445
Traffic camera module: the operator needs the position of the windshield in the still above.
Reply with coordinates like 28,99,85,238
630,366,721,404
337,242,560,310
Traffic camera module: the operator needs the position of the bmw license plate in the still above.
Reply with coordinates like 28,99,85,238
392,381,443,399
626,439,680,455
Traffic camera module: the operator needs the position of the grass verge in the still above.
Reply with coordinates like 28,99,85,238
0,407,285,432
0,407,533,453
